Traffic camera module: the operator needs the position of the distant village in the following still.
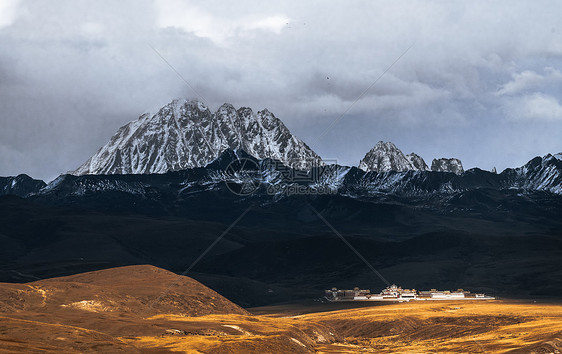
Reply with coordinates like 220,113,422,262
325,284,495,302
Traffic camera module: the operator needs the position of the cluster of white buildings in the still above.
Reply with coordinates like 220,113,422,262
325,284,494,301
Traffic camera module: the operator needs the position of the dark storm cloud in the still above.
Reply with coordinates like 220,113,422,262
1,0,562,181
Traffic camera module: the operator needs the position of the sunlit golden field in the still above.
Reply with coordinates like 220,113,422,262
114,301,562,353
0,266,560,353
306,301,562,353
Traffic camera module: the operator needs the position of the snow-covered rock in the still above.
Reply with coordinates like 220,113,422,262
73,99,322,175
406,153,429,171
431,158,464,174
358,141,428,172
506,153,562,194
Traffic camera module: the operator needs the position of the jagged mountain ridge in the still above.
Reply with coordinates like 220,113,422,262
503,153,562,193
358,141,465,174
2,150,560,200
19,150,560,206
343,152,559,196
73,99,322,176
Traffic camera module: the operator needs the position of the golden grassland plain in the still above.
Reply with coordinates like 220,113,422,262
111,301,562,353
0,266,561,353
2,300,561,353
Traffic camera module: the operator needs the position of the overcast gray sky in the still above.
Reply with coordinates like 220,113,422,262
1,0,562,181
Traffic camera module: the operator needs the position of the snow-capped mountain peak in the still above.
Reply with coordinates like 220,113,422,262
359,141,428,172
73,99,322,175
406,153,429,171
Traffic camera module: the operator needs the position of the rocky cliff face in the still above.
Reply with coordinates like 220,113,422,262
73,99,322,175
431,158,464,174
